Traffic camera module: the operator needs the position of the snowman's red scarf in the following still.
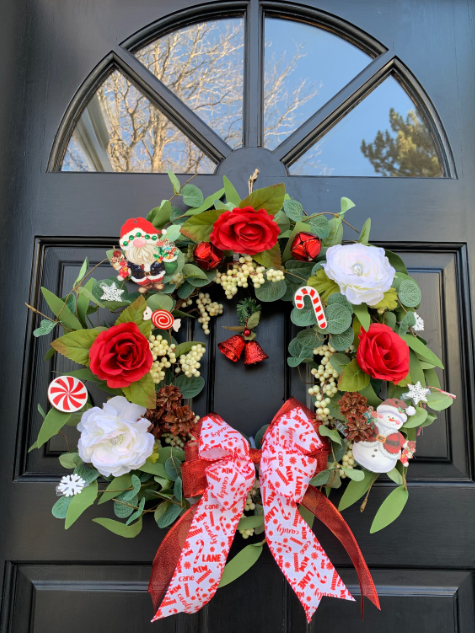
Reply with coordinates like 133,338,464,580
148,398,380,618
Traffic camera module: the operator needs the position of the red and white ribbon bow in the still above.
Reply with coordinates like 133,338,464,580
149,399,378,622
260,405,354,622
152,413,255,619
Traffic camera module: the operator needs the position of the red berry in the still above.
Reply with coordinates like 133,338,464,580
243,328,251,336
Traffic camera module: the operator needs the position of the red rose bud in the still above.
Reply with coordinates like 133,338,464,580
291,232,322,262
193,242,224,271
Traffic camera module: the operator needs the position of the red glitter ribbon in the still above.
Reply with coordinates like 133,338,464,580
148,398,379,619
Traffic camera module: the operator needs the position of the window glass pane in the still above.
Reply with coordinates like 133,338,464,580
289,76,443,177
264,18,371,150
135,18,244,149
61,70,216,173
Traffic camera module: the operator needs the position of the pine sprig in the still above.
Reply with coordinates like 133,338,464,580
236,298,261,325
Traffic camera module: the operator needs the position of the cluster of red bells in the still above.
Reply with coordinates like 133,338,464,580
218,333,268,365
193,231,321,270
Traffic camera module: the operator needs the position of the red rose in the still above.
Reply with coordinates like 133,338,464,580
210,206,280,256
89,322,153,388
356,323,409,384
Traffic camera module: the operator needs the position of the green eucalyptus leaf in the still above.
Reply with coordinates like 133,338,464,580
329,353,351,374
341,467,365,481
370,485,409,533
173,374,205,398
338,471,376,512
307,216,330,239
157,503,182,528
325,303,352,335
33,319,56,337
329,327,354,352
93,516,143,538
283,199,303,222
338,359,370,392
425,392,453,411
318,425,342,445
218,543,263,588
52,495,73,519
65,480,98,529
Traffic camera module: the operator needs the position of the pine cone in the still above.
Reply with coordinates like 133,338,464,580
338,392,368,419
156,385,182,410
346,417,374,442
163,405,196,437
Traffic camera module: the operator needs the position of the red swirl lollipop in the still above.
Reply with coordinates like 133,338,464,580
47,376,88,413
151,309,174,330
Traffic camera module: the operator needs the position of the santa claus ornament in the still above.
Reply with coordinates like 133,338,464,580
352,398,416,473
111,217,178,293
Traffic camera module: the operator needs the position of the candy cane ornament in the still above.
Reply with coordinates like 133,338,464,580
294,286,327,329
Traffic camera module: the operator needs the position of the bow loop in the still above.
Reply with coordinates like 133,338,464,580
199,414,250,461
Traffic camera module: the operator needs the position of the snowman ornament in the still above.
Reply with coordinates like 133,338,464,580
352,398,416,473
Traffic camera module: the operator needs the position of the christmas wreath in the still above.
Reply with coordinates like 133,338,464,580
28,170,456,622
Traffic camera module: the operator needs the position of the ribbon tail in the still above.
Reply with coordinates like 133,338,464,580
148,503,199,611
262,483,354,623
301,485,381,614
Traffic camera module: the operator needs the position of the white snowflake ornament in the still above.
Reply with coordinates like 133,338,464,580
100,282,125,302
403,381,431,406
413,313,424,332
57,474,87,497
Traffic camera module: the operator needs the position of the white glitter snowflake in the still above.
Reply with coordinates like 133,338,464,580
57,474,86,497
100,282,125,302
413,312,424,332
403,381,431,406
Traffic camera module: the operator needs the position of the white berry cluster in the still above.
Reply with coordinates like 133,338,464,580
266,268,285,282
170,271,185,288
215,256,270,298
239,478,260,539
161,429,198,448
176,344,206,377
336,439,356,479
196,293,224,335
309,344,355,424
148,334,177,384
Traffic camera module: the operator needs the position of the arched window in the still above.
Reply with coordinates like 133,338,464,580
53,4,453,178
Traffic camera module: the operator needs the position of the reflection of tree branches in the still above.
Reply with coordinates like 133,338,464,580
361,108,441,177
63,20,326,173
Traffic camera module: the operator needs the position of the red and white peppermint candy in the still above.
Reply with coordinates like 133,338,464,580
151,309,174,330
47,376,88,413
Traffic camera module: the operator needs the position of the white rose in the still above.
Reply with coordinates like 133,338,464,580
322,244,395,306
77,396,154,477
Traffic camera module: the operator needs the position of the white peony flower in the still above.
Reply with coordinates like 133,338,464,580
77,396,154,477
322,244,395,306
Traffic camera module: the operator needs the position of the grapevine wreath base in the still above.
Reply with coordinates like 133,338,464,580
28,171,456,622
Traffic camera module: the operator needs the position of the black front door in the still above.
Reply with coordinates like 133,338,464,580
1,1,474,632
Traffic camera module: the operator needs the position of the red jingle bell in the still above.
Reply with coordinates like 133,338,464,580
243,340,269,365
218,335,246,362
291,232,322,262
193,241,224,271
